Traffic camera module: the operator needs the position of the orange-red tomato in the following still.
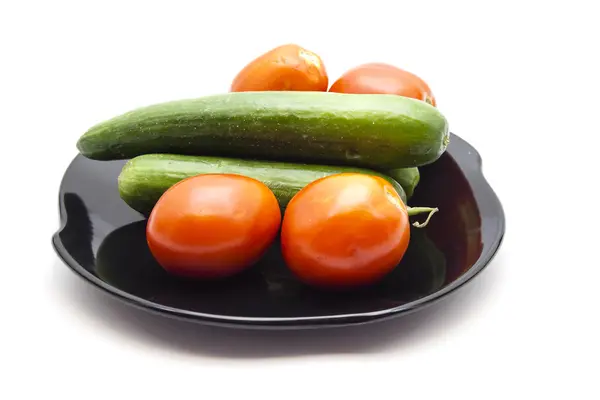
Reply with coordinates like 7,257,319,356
281,173,411,289
329,63,436,106
146,174,281,279
230,44,328,92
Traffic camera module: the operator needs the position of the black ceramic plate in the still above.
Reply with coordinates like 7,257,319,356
52,133,505,329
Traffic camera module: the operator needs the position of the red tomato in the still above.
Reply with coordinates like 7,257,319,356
329,63,436,106
230,44,328,92
146,174,281,279
280,173,411,289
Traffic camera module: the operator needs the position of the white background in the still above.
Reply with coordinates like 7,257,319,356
2,1,599,398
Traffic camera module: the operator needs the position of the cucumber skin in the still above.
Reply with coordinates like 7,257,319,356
387,167,420,198
118,154,408,215
78,91,449,169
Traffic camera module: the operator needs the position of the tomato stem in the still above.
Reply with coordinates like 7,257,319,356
407,207,439,228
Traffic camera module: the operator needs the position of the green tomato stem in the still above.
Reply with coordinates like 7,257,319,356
407,207,439,228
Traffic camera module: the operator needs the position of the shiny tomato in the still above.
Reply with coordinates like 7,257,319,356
146,174,281,279
280,173,411,289
329,63,436,106
230,44,328,92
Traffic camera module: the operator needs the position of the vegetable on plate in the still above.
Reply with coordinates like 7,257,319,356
230,43,328,92
281,173,437,289
76,91,449,169
118,153,414,215
146,174,281,279
329,62,436,106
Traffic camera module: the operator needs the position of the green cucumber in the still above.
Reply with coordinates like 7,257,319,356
387,167,420,198
78,91,449,169
118,154,409,215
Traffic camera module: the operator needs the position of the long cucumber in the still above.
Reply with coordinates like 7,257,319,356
78,91,449,169
118,154,410,215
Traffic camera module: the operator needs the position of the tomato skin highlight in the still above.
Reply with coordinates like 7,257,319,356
329,62,436,106
146,174,281,279
230,44,328,92
281,173,411,289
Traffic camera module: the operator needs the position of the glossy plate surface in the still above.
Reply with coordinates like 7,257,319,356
52,133,505,329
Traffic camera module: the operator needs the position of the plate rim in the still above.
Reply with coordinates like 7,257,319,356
52,132,506,329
